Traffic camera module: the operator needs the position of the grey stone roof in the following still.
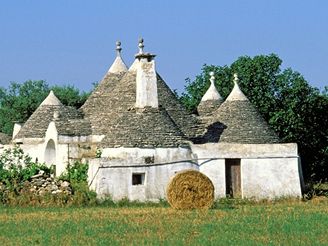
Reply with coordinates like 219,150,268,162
15,105,91,139
157,75,200,139
81,72,127,135
194,80,279,144
55,117,92,136
213,99,280,144
0,132,11,145
100,107,188,148
81,71,200,140
197,100,222,117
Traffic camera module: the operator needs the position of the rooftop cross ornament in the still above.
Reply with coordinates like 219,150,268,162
138,38,144,54
209,71,215,85
116,41,122,57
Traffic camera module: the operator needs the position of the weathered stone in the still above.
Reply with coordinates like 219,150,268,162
61,181,70,188
51,190,62,195
50,185,58,191
31,173,43,179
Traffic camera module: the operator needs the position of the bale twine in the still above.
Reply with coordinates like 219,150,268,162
166,170,214,209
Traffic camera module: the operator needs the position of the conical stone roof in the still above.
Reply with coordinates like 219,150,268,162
100,107,188,148
15,91,91,139
213,78,279,144
82,69,200,139
82,39,200,143
197,72,223,116
108,56,128,74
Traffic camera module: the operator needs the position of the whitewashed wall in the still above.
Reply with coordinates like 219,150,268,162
191,143,303,199
241,158,302,199
87,147,197,201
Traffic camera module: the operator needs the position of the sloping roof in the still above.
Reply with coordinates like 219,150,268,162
156,75,200,138
108,56,128,74
212,82,279,144
0,132,11,145
197,100,222,117
82,70,200,139
15,92,91,139
197,72,223,116
100,107,188,148
55,118,92,136
81,71,133,135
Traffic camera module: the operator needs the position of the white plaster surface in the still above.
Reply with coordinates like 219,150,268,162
129,59,139,71
12,123,22,139
241,158,302,198
88,147,197,201
192,142,302,199
201,84,222,101
135,58,158,108
226,82,248,101
108,56,128,74
40,91,62,106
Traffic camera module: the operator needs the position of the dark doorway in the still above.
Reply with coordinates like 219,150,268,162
225,159,241,198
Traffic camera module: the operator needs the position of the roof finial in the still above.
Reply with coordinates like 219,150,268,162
116,41,122,57
138,37,144,54
233,73,239,84
209,71,215,85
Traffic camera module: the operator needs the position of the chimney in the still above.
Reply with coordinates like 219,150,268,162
135,38,158,108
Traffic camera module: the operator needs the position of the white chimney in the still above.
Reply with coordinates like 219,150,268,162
135,38,158,108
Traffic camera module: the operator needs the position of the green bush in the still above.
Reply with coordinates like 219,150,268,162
0,145,50,191
59,161,88,183
59,161,97,206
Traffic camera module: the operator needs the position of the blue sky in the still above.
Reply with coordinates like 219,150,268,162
0,1,327,93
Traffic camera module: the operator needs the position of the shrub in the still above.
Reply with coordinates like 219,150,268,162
0,145,50,191
59,161,88,183
59,161,97,206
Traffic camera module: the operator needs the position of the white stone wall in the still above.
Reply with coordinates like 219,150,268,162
88,147,197,201
135,58,158,108
241,157,302,199
199,159,226,198
191,143,303,199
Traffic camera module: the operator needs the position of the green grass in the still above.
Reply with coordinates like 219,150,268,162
0,197,327,245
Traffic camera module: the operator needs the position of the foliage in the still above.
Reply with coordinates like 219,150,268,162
180,54,328,182
51,85,89,108
0,80,90,134
0,149,96,206
59,161,89,183
58,161,96,205
0,145,50,191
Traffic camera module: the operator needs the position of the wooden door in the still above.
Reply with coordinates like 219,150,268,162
225,159,241,198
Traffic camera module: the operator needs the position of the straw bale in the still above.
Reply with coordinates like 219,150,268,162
166,170,214,209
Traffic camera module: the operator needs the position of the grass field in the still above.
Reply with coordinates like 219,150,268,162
0,197,327,246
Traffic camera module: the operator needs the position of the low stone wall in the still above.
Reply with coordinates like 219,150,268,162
0,171,72,197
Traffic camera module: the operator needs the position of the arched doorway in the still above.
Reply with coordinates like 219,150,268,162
44,139,56,166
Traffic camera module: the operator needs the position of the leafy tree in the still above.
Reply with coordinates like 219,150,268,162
0,80,90,135
52,85,89,108
180,54,328,182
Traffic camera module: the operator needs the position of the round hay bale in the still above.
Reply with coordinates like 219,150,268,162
166,170,214,209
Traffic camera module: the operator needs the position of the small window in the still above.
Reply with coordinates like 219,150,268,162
132,173,145,185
